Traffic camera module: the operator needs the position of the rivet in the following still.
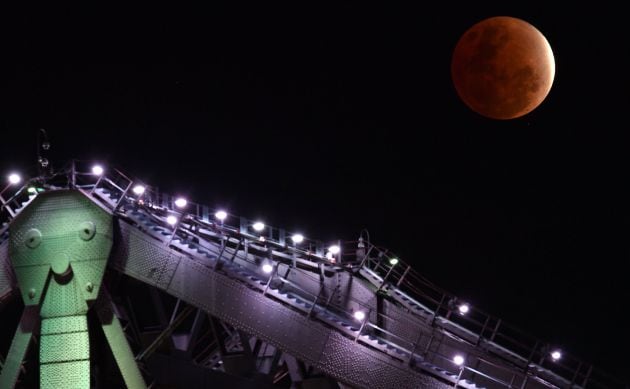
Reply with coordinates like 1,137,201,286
28,288,36,299
86,282,94,292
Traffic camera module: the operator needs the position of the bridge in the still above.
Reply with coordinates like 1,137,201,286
0,161,624,388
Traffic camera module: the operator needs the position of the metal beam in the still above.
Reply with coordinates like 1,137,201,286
183,308,206,355
40,315,90,389
136,304,194,361
96,289,147,389
148,287,170,327
0,239,15,307
0,306,39,389
282,354,305,384
266,347,283,377
208,315,229,357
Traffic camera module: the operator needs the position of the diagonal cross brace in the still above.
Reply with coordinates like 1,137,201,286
95,288,147,389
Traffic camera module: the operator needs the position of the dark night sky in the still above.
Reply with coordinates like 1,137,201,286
1,2,628,379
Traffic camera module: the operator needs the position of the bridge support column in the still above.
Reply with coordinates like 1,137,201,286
0,307,38,389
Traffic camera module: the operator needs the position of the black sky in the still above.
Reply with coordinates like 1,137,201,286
1,2,628,379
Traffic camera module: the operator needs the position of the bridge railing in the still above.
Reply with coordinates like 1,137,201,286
0,173,50,225
110,199,516,385
213,239,541,388
113,203,541,388
353,241,626,389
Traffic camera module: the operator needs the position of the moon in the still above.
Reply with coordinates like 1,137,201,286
451,16,555,120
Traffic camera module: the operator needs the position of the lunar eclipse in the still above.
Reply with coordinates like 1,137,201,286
451,16,555,120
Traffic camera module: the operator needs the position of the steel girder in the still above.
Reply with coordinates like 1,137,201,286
109,220,450,389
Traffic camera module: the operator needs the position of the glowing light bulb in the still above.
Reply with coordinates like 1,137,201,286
8,173,21,185
92,165,104,175
551,350,562,361
174,198,187,208
132,185,145,195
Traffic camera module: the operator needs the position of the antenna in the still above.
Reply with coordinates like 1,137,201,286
37,128,52,176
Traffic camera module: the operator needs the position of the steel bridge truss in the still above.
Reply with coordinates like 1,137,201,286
0,161,624,388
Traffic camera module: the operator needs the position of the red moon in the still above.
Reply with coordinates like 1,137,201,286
451,16,555,120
